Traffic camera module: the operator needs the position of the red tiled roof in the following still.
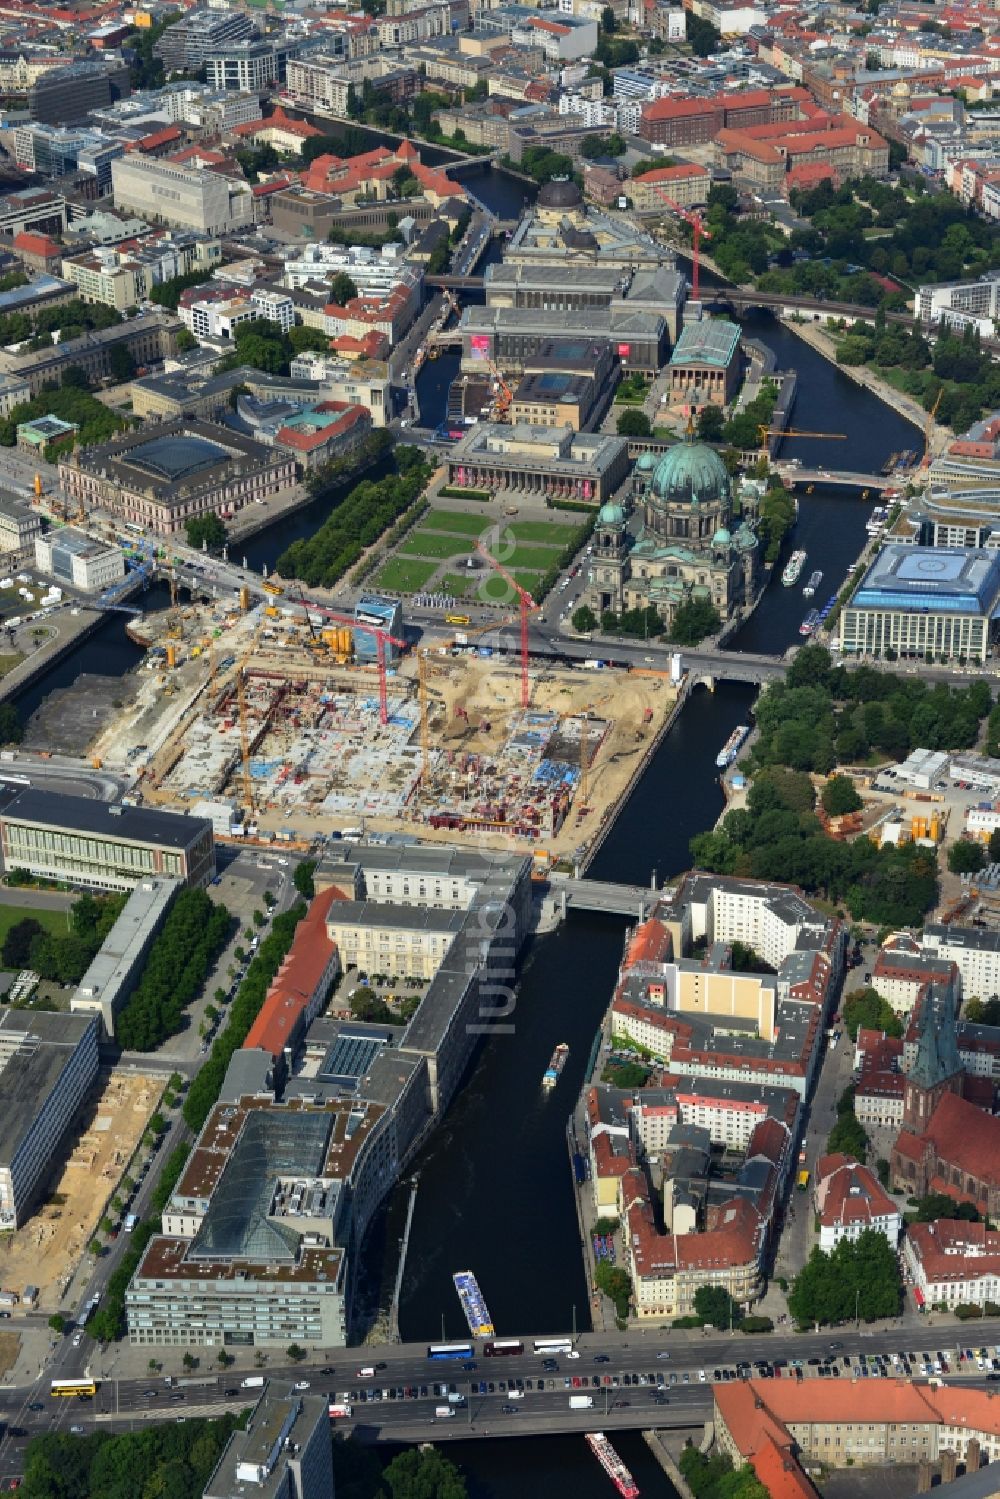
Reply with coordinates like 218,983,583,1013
131,125,183,153
634,164,711,185
642,96,721,122
243,887,341,1058
13,230,60,257
626,917,671,967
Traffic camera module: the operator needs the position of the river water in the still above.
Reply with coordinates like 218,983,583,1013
14,169,925,1492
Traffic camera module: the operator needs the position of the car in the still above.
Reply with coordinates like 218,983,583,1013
143,1389,157,1398
987,1373,1000,1382
698,1370,707,1383
656,1351,670,1360
612,1400,629,1409
682,1372,690,1383
594,1355,610,1364
567,1350,580,1359
320,1366,335,1376
72,1334,82,1348
462,1361,477,1371
69,1426,84,1435
669,1373,677,1385
170,1393,185,1402
375,1362,387,1370
293,1381,310,1392
224,1388,238,1398
829,1341,844,1350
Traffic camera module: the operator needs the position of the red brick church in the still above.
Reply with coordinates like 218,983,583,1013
890,987,1000,1216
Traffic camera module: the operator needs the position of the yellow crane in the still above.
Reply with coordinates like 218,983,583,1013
920,389,943,473
757,425,847,462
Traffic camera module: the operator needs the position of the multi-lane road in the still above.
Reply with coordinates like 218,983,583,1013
1,1326,998,1475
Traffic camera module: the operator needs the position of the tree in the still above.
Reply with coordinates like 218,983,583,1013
788,1229,900,1327
286,1343,306,1363
687,12,721,54
616,408,651,436
293,859,316,899
48,1313,65,1334
595,1260,631,1319
183,1352,197,1371
821,775,863,817
186,513,227,551
217,1349,234,1367
107,343,136,383
2,916,42,969
327,270,358,307
843,986,902,1040
949,840,986,875
694,1284,741,1330
0,703,21,745
912,1192,980,1223
381,1447,469,1499
697,404,726,442
572,604,598,634
990,827,1000,865
668,597,721,646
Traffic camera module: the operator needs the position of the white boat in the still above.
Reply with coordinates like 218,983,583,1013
781,550,807,587
716,725,749,769
802,570,822,598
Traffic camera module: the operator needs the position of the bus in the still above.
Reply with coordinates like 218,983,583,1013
797,1169,810,1192
263,582,284,597
426,1343,474,1361
445,614,471,627
484,1339,524,1357
50,1379,98,1398
533,1339,573,1356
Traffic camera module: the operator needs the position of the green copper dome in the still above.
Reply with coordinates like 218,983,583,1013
598,500,625,526
635,452,656,472
713,526,731,546
651,440,731,508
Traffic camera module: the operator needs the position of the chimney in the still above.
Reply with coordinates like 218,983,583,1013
940,1448,958,1485
966,1438,981,1474
916,1458,933,1493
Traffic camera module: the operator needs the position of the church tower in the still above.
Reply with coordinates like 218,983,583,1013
902,985,964,1134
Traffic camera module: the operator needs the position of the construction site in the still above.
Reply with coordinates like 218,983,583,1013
88,590,681,862
0,1071,161,1311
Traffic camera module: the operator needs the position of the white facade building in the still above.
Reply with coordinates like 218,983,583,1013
922,924,1000,1003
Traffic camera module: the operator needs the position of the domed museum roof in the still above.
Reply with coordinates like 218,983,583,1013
598,500,625,527
538,177,583,210
635,451,656,472
651,439,731,508
713,526,731,547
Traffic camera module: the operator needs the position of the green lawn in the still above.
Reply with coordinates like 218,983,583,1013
0,903,68,964
505,544,565,571
0,653,22,679
398,531,475,560
420,510,492,537
372,557,440,593
441,573,474,597
508,521,578,545
479,571,545,603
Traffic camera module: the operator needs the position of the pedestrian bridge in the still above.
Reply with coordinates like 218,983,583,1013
550,876,664,918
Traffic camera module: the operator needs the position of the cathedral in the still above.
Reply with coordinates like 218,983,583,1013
584,434,761,630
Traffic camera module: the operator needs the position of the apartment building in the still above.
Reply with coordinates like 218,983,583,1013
922,924,1000,1003
0,789,214,891
0,1010,99,1229
904,1219,1000,1311
206,39,280,94
0,494,39,555
178,285,295,342
155,8,256,72
814,1154,902,1252
0,311,180,399
111,156,253,236
917,274,1000,333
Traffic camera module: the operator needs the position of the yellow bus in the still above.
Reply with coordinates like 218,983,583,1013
51,1378,98,1398
263,582,284,597
445,614,471,627
796,1169,810,1192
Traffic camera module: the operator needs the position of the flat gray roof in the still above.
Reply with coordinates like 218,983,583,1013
203,1383,328,1499
0,1009,97,1168
0,789,211,851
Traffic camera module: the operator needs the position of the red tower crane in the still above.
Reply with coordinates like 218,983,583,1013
298,596,406,726
475,542,540,710
648,186,712,303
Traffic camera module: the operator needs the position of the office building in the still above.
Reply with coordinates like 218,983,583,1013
0,311,180,398
202,1382,334,1499
29,61,129,125
459,303,668,379
0,188,67,239
446,422,630,504
917,273,1000,336
13,124,123,190
206,38,279,93
814,1154,901,1252
839,544,1000,664
155,8,256,73
0,1009,99,1228
112,155,253,235
0,789,214,891
59,419,296,537
71,877,180,1037
35,528,125,594
507,177,673,273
